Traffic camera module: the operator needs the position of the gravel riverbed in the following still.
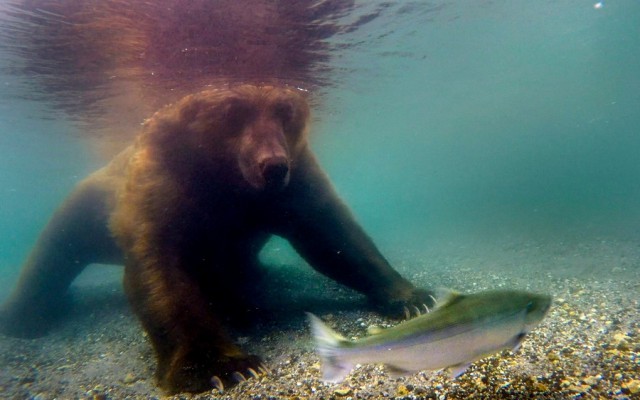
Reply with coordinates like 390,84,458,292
1,235,639,399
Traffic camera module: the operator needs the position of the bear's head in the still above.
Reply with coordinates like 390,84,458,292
144,85,311,192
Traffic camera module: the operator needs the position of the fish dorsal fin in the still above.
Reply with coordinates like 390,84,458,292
434,288,464,309
306,313,348,343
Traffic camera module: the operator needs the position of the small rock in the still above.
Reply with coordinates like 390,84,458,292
414,386,428,395
533,382,549,391
583,375,602,386
567,384,591,393
622,379,640,395
612,332,629,343
334,388,353,396
396,384,410,396
612,332,630,351
474,377,487,390
123,372,138,384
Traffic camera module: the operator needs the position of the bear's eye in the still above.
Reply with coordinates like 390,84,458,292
223,101,252,132
273,101,294,123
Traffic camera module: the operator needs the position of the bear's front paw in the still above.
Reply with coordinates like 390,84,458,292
372,287,437,320
161,350,266,394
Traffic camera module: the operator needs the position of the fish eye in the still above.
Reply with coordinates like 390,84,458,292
526,301,534,313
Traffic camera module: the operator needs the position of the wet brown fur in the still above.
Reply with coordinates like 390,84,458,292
0,1,433,394
1,85,433,393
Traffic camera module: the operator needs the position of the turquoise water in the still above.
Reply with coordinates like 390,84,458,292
0,108,95,294
1,0,639,297
315,0,640,250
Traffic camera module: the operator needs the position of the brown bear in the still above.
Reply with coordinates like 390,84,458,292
0,84,433,393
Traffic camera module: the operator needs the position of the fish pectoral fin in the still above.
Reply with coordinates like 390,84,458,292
386,364,412,378
448,362,471,379
508,331,527,353
321,357,353,383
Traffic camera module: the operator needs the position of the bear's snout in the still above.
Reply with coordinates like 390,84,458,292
260,156,290,190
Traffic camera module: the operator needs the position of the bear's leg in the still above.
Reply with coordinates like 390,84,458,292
122,260,264,394
0,179,121,337
215,240,270,326
278,149,436,318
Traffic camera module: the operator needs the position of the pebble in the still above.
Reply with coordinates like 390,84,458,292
473,377,487,390
396,384,410,396
583,375,602,386
123,373,138,384
533,381,549,391
414,386,428,395
334,388,353,396
611,332,631,350
622,379,640,394
567,383,591,393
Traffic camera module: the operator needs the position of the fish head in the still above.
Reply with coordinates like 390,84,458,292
522,292,552,332
503,291,552,352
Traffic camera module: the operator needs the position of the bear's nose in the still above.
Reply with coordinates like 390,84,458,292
260,156,289,189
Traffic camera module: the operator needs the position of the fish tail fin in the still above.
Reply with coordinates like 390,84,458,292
306,312,353,383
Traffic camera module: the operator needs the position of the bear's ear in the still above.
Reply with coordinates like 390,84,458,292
175,96,239,137
143,96,213,148
178,98,211,125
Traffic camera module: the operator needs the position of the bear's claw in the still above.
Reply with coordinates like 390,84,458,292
211,376,224,393
231,371,247,382
210,359,268,393
402,302,435,320
375,287,437,320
